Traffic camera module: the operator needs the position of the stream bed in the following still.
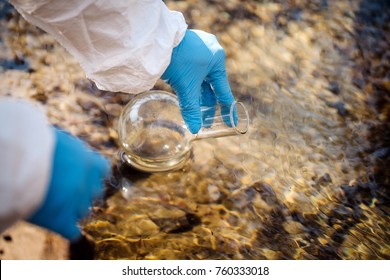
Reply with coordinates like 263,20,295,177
1,0,389,259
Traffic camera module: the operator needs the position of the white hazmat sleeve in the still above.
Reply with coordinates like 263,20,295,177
0,99,55,233
10,0,188,93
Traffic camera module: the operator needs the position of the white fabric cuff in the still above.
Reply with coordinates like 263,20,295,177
0,99,54,233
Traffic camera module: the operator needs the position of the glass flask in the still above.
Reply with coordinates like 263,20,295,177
117,90,249,172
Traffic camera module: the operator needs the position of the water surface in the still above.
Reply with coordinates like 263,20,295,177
0,0,388,259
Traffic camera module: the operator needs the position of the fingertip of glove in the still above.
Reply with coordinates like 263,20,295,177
181,108,201,134
187,121,201,134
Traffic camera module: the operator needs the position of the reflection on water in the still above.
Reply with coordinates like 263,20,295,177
0,0,388,259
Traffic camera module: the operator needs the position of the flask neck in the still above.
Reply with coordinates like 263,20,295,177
189,101,249,141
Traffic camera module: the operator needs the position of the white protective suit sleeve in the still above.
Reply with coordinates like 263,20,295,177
9,0,188,94
0,99,54,233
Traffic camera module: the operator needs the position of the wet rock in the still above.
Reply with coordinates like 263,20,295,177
251,182,278,206
151,213,201,234
313,173,333,188
328,81,341,95
0,55,30,71
326,101,348,116
31,92,48,103
283,220,306,234
371,147,390,159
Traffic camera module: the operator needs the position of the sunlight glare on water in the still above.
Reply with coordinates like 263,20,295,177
82,0,389,260
0,0,388,260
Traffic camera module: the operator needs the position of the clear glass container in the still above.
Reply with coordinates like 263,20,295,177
118,90,249,172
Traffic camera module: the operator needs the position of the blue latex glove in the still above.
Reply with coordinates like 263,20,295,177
162,29,235,133
28,128,110,241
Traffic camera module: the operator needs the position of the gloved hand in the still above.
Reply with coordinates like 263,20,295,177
28,128,110,241
162,29,235,133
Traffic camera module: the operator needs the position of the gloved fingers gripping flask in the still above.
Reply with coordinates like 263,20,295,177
117,90,249,172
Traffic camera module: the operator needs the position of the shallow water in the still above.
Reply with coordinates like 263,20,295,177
1,0,389,259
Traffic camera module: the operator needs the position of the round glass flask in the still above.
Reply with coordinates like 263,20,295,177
117,90,249,172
